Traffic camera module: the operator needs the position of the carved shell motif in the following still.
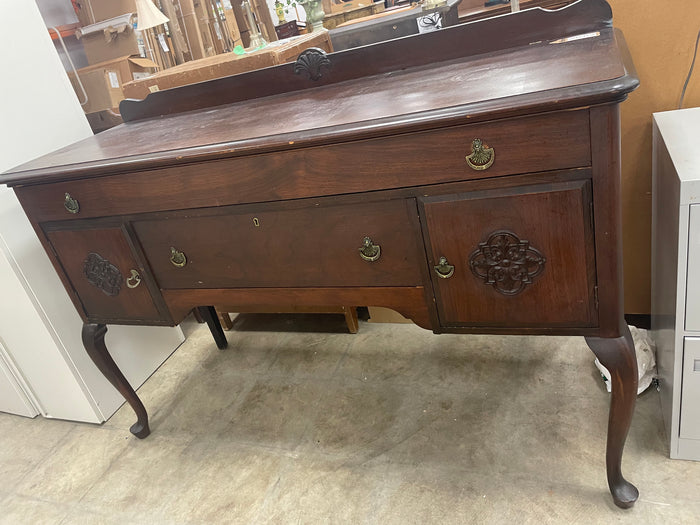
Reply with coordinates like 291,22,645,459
469,230,545,296
294,48,332,81
466,139,495,170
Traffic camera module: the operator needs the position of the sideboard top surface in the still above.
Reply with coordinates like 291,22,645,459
1,0,637,186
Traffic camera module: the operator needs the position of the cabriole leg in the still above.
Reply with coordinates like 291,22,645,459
585,324,639,508
81,323,150,438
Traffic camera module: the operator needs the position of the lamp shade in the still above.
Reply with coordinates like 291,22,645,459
135,0,169,30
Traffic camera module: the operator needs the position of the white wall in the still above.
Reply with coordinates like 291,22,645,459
35,0,79,27
0,2,91,170
0,1,184,422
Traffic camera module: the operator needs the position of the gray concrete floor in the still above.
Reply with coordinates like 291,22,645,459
1,316,699,524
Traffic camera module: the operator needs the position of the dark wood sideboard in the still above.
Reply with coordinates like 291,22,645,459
1,0,639,508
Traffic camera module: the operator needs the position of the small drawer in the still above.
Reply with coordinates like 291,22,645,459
14,110,591,224
133,198,423,289
680,337,700,440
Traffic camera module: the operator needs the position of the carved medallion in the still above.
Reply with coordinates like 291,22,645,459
469,230,545,295
294,48,331,81
83,252,123,296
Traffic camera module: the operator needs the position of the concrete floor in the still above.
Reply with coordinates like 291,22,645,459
1,316,699,524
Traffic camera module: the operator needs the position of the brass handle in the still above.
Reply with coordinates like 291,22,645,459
126,269,141,288
434,256,455,279
64,193,80,214
359,236,381,262
465,138,494,171
170,247,187,268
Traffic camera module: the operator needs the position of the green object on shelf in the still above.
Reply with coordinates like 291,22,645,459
233,45,245,55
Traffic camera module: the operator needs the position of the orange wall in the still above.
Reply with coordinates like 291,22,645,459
609,0,700,313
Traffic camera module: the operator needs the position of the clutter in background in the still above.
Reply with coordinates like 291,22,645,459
594,325,657,395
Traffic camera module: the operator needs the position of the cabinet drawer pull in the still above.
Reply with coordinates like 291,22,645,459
359,236,381,262
170,247,187,268
126,269,142,288
465,139,494,171
64,193,80,214
434,256,455,279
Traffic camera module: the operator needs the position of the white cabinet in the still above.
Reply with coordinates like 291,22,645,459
0,342,38,418
679,338,700,441
652,107,700,460
685,207,700,331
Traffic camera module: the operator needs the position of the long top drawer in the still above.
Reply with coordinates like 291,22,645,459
15,111,591,224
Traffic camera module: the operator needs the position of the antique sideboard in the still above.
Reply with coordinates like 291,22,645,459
1,0,639,508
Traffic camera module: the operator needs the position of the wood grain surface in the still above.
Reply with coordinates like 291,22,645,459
2,24,632,184
1,1,642,504
133,198,424,289
421,178,597,327
14,110,590,220
46,228,165,323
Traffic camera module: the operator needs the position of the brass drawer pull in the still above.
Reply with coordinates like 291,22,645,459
64,193,80,214
126,269,142,288
359,236,381,262
170,247,187,268
465,139,494,171
434,256,455,279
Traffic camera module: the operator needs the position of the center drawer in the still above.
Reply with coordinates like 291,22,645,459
133,198,423,289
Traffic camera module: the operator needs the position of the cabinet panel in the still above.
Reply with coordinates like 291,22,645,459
680,337,700,440
421,179,597,328
46,228,164,323
133,199,423,289
685,205,700,331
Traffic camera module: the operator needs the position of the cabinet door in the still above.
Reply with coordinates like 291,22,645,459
46,227,165,323
421,180,597,328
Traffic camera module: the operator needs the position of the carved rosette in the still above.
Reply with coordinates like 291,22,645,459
469,230,545,295
293,48,331,81
83,252,123,296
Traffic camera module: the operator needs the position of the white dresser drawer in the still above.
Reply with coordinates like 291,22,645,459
685,205,700,331
680,338,700,440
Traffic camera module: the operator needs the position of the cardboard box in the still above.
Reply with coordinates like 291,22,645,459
68,68,123,114
268,30,333,64
75,0,137,26
69,55,158,113
122,30,332,100
323,1,385,29
90,55,159,84
85,109,125,134
122,51,274,100
78,17,140,65
367,307,413,324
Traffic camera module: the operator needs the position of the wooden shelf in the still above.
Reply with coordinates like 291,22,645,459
48,23,81,40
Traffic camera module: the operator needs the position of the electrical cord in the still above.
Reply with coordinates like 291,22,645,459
679,27,700,110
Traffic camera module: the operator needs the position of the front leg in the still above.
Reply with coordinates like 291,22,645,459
585,324,638,508
81,323,150,438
